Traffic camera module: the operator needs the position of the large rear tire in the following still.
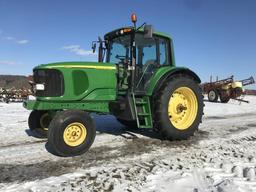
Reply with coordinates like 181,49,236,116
154,74,204,140
48,110,96,157
28,110,51,138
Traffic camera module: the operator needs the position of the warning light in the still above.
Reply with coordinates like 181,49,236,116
131,13,137,23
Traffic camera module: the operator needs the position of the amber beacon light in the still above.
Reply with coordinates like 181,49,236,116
131,13,137,23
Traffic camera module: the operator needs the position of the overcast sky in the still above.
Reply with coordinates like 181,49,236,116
0,0,255,87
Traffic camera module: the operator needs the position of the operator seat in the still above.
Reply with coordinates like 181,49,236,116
136,59,158,90
143,59,158,73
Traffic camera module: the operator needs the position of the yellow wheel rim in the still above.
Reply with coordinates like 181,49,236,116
40,113,50,131
63,122,87,147
168,87,198,130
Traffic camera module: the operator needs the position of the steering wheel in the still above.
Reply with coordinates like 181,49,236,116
115,55,130,64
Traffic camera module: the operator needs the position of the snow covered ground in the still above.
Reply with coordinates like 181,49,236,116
0,96,256,192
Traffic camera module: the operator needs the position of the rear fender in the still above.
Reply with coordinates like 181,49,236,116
146,66,201,96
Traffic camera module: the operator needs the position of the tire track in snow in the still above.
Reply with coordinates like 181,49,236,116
0,140,46,149
0,137,157,183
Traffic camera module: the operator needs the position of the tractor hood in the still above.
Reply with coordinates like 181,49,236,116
35,61,116,70
32,61,117,102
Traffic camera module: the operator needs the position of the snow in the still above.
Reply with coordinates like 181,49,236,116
204,95,256,117
0,96,256,192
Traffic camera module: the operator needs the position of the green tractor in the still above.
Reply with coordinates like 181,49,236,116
24,14,204,156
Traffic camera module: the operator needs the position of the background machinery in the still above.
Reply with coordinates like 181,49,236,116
202,76,255,103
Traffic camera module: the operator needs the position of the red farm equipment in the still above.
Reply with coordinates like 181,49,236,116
201,76,255,103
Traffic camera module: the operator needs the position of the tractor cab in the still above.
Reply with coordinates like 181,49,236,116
90,14,200,130
92,14,174,94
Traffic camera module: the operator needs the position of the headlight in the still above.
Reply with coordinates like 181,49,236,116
35,84,45,91
28,95,36,100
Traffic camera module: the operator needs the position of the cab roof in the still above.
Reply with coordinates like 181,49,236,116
104,26,172,40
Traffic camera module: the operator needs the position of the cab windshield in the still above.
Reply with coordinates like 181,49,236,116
106,33,170,66
107,35,131,64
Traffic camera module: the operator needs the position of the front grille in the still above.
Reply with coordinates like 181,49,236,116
33,69,64,97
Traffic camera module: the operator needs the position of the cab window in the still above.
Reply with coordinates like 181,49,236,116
109,43,127,64
135,34,170,66
159,38,169,65
142,44,157,65
108,35,130,64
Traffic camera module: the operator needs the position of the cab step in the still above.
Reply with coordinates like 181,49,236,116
132,94,153,129
135,101,147,105
137,112,150,116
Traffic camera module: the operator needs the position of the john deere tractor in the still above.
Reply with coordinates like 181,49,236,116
24,14,204,156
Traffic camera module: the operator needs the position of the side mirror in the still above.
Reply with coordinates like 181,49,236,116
92,42,96,53
144,25,154,39
98,36,103,62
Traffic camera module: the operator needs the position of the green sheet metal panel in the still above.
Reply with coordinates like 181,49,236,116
34,61,117,102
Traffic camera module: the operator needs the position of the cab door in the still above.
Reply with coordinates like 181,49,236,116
135,35,170,92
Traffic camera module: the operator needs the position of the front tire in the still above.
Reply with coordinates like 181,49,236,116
48,110,96,157
28,110,51,138
154,74,204,140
